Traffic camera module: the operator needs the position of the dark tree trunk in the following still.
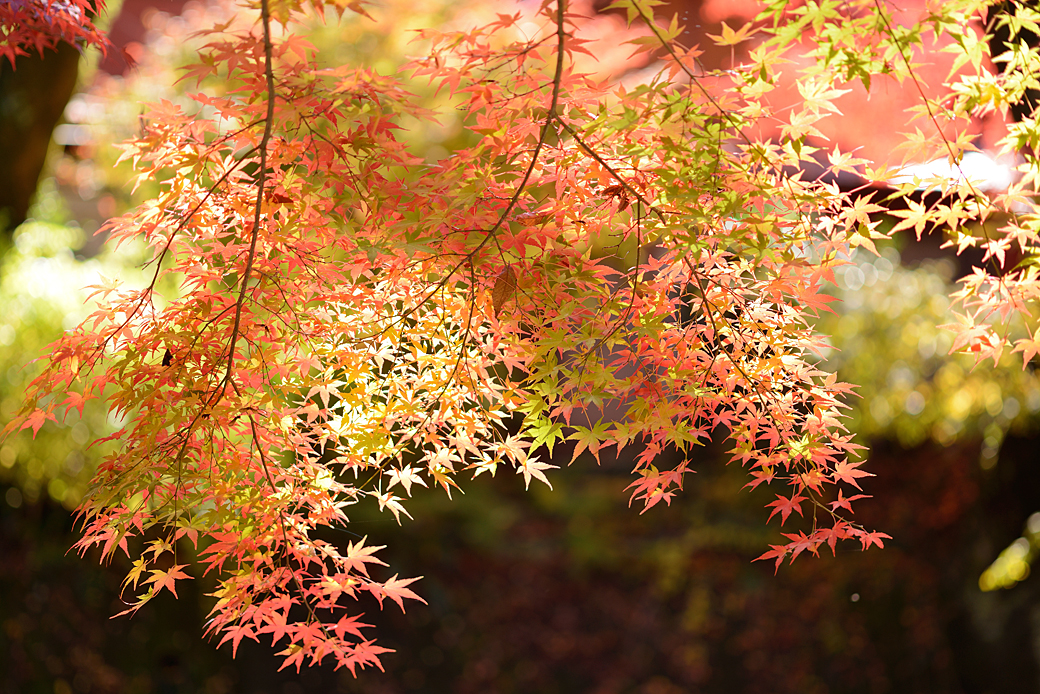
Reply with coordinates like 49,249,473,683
0,43,81,234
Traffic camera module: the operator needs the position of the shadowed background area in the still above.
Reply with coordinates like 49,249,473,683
4,432,1040,693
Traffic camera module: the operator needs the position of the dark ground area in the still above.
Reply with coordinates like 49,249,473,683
4,434,1040,694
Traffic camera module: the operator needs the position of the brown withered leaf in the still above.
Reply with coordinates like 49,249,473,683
491,265,517,318
162,348,173,367
265,190,293,204
601,184,631,211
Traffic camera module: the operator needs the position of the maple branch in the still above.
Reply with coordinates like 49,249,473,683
350,0,570,346
63,148,259,388
142,143,261,273
352,0,574,492
869,0,990,225
627,0,830,254
143,0,282,559
222,0,278,397
246,413,339,649
682,259,846,518
868,0,1019,348
552,116,666,222
356,275,484,494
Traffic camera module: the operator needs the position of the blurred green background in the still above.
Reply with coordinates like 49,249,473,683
4,1,1040,693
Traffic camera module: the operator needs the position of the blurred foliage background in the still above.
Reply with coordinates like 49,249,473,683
5,1,1040,693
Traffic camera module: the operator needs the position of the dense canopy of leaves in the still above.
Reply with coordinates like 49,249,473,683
6,0,1040,673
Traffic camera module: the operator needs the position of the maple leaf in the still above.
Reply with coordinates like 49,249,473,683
828,489,870,513
368,574,426,611
765,493,807,525
342,538,388,577
339,639,392,676
492,265,517,318
816,521,853,555
753,544,790,573
1012,326,1040,368
853,529,893,551
122,559,149,592
277,644,307,673
497,435,531,464
639,487,677,513
332,613,374,642
22,409,56,437
625,466,684,514
529,417,565,457
144,564,191,599
781,531,821,562
374,492,412,524
259,609,294,646
569,421,609,463
218,622,260,658
59,392,88,419
516,456,557,490
385,465,428,497
319,573,359,603
706,20,755,46
889,199,931,240
831,460,874,490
